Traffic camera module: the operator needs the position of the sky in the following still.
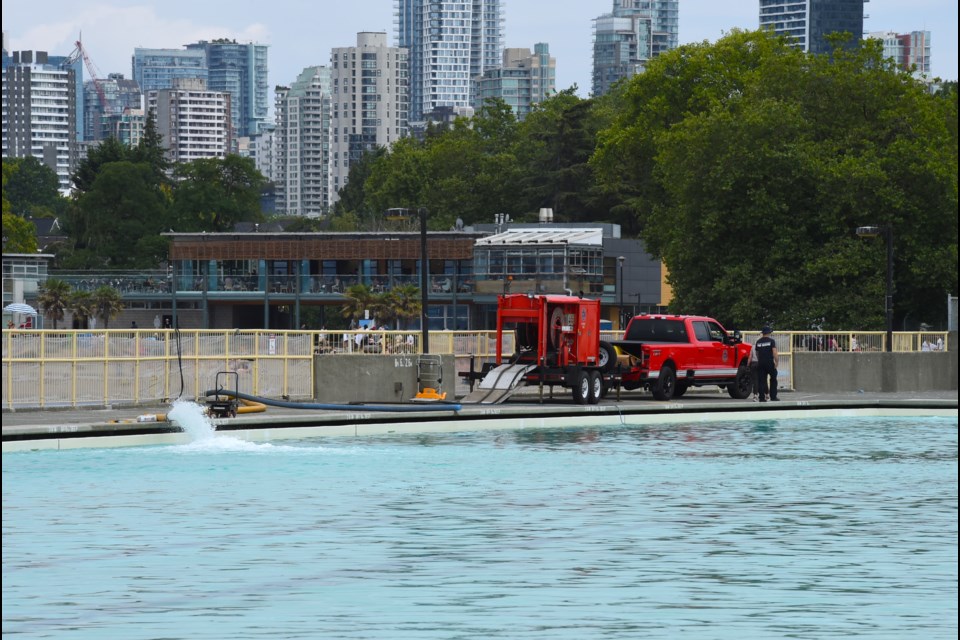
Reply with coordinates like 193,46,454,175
2,0,957,97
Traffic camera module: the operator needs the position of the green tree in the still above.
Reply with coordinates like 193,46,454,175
515,89,619,226
332,147,385,217
592,30,958,329
342,283,377,325
384,284,422,330
37,278,72,329
71,137,131,194
1,164,40,253
68,290,94,329
2,156,61,215
130,111,171,186
72,162,172,268
90,286,125,329
2,212,39,254
172,155,266,231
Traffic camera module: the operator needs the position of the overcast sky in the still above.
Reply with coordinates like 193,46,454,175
3,0,957,96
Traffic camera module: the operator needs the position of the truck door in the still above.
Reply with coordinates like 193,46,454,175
706,320,738,377
692,320,724,378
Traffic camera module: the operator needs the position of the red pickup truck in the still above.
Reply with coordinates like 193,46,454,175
613,314,753,401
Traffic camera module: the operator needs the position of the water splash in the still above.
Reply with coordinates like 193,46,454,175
164,399,301,452
167,399,216,441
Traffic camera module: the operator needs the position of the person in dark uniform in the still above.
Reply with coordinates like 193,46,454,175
755,325,779,402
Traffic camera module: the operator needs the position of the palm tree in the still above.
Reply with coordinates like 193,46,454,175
386,284,422,330
91,286,125,328
342,283,376,325
37,278,72,329
68,290,94,329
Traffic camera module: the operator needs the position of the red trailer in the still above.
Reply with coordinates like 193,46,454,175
462,294,617,404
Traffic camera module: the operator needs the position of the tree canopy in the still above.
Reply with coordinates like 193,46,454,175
60,121,267,268
592,30,958,330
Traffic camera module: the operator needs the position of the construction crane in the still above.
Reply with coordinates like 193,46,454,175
67,36,111,117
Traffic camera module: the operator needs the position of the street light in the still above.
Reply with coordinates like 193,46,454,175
617,256,626,330
856,225,893,352
419,207,430,354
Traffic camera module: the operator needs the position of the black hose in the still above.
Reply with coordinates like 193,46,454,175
174,320,185,399
203,389,462,413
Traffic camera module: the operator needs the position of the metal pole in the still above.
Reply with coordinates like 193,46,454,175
885,227,894,352
419,207,430,354
617,256,625,330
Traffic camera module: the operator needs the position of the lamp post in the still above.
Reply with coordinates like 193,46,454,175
617,256,626,330
856,225,893,352
419,207,429,354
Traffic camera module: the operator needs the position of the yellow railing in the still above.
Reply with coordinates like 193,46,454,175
1,329,949,410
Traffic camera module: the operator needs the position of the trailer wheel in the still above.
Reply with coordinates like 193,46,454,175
598,341,617,373
599,377,611,399
588,371,602,404
572,370,590,404
652,364,676,400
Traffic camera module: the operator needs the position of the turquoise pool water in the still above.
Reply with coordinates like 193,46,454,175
3,408,957,639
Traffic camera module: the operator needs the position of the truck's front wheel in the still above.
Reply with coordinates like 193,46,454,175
652,364,676,401
727,365,752,399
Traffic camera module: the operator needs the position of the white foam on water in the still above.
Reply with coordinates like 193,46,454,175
164,399,320,453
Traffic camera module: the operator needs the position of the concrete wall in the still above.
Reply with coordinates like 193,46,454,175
314,354,457,403
794,350,958,393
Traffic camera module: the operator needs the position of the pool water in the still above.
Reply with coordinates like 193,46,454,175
3,408,957,639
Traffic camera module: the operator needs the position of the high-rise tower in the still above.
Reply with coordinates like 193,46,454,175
329,32,409,204
592,0,679,97
185,40,270,137
2,50,77,191
759,0,866,55
396,0,503,123
474,43,556,120
275,66,333,217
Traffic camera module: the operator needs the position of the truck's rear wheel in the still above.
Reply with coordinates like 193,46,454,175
727,365,752,399
588,371,602,404
573,370,590,404
652,364,676,400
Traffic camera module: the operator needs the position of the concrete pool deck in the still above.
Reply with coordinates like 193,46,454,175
3,389,957,452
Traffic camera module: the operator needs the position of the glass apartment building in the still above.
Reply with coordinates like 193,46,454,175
185,40,270,137
592,0,679,97
473,43,555,120
397,0,503,123
759,0,866,54
132,47,208,94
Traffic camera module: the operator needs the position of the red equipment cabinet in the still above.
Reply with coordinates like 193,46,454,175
495,294,604,370
460,294,617,405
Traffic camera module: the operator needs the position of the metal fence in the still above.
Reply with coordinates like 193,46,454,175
2,329,948,410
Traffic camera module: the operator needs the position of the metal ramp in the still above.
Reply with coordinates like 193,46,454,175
461,363,538,404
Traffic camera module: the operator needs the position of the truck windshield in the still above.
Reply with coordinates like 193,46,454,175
625,319,688,343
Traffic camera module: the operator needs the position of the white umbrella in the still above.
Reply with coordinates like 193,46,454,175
4,302,38,315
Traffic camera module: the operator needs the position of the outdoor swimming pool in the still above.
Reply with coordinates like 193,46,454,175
3,407,957,639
